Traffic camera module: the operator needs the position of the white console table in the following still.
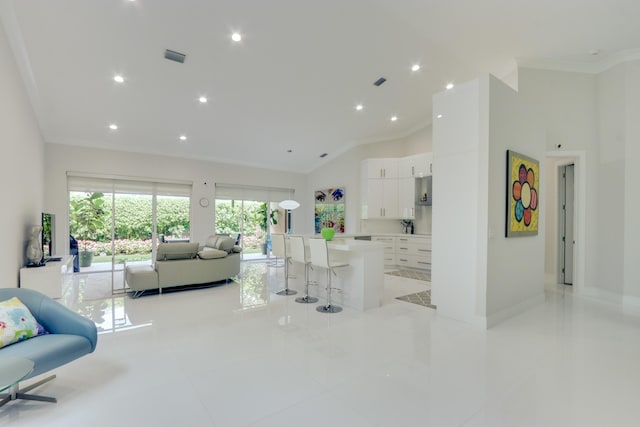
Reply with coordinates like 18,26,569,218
19,256,73,299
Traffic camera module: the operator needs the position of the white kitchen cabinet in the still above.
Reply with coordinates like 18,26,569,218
362,178,398,218
398,153,432,178
372,235,432,271
395,236,432,270
365,158,398,179
398,177,415,219
362,154,433,220
361,159,399,219
373,236,396,266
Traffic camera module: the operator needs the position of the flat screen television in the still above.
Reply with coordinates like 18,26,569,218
42,212,55,259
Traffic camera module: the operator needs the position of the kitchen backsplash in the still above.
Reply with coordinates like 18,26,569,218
360,207,432,235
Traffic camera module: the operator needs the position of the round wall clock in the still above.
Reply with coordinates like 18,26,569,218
199,197,210,207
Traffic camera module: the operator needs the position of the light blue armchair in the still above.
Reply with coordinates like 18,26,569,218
0,288,97,405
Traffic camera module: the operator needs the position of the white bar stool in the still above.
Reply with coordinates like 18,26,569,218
271,234,297,296
289,236,319,304
309,238,348,313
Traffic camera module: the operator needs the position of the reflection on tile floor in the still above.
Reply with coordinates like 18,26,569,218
4,264,640,427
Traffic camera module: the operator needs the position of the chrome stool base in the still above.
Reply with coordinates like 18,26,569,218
316,304,342,314
275,289,297,296
295,295,319,304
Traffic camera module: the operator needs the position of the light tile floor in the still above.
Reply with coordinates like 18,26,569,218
2,264,640,427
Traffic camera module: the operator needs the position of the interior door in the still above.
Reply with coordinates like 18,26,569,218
562,164,575,285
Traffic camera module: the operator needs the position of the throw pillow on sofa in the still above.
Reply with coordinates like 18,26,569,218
204,235,235,253
198,248,228,259
156,242,200,261
0,297,40,349
205,235,219,248
216,237,235,253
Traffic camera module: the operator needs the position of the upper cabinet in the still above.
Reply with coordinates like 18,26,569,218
365,158,398,179
398,153,432,178
361,159,399,219
362,153,433,220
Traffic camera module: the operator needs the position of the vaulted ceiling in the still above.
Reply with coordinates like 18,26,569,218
2,0,639,172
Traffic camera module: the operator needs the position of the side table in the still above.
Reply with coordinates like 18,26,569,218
0,357,34,407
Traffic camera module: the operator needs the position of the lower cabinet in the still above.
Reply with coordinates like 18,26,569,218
373,236,396,265
373,235,431,270
19,255,74,299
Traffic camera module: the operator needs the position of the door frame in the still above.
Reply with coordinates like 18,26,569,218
558,163,575,285
546,151,586,294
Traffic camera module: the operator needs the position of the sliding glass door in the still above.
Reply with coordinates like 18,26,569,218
214,184,295,261
68,175,191,294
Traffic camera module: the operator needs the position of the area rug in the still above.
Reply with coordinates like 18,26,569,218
385,270,431,282
396,289,436,309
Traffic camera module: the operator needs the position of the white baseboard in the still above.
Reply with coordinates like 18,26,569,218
578,286,622,305
477,292,545,330
623,295,640,315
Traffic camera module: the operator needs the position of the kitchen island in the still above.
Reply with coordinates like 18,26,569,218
288,237,385,311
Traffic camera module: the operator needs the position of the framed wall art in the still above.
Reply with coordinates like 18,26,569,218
506,150,539,237
314,187,345,234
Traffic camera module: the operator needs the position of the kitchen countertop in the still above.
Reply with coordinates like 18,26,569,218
314,233,431,238
368,233,432,237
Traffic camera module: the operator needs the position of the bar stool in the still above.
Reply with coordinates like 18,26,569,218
289,236,319,304
271,234,297,296
309,238,348,313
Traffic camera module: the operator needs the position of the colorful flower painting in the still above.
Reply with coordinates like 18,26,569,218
506,150,539,237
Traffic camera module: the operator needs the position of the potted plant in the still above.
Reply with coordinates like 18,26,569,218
257,203,278,255
69,192,107,267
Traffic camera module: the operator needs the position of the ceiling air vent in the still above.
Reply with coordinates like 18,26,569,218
374,77,386,86
320,153,328,158
164,49,186,64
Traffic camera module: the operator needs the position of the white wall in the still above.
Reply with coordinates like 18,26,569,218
544,158,560,281
595,64,626,295
404,125,433,155
0,22,45,286
517,68,599,293
624,60,640,304
519,62,640,304
432,75,545,328
44,144,308,255
305,146,363,234
485,75,545,324
307,127,433,235
431,78,482,325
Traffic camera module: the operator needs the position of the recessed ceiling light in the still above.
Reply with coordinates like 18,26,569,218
109,124,118,130
445,83,454,90
113,75,124,83
355,104,363,111
411,64,421,72
199,96,208,103
436,114,443,119
231,32,242,42
179,135,187,141
390,116,398,122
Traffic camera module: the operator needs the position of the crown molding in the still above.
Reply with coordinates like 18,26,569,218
518,49,640,75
